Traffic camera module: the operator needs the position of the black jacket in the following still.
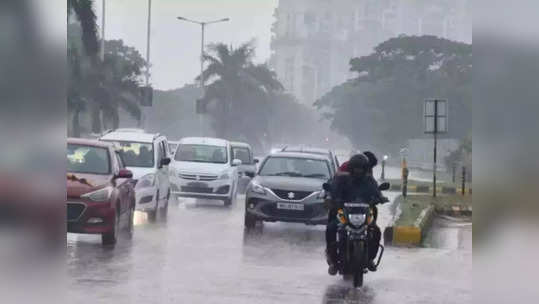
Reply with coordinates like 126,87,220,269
329,174,382,209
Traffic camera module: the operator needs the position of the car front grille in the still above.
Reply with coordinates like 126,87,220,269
270,189,313,201
179,173,218,181
67,203,86,221
181,186,213,194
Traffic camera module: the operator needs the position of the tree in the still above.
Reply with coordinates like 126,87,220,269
199,42,284,149
68,25,145,136
68,0,99,61
315,35,471,153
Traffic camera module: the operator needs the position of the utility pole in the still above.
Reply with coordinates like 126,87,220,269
424,99,448,198
145,0,152,87
100,0,105,61
433,100,438,197
140,0,152,130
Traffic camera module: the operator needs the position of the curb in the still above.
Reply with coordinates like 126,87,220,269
389,184,472,194
436,205,472,217
384,205,435,246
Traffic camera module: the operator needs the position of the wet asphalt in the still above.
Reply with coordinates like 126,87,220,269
67,190,471,304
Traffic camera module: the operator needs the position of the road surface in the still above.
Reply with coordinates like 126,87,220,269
67,190,471,304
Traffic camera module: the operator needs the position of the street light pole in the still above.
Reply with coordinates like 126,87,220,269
381,155,388,180
140,0,152,130
176,16,230,136
100,0,105,61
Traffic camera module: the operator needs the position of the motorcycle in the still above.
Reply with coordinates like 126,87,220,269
323,182,390,288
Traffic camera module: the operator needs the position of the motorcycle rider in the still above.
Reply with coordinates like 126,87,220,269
326,153,383,275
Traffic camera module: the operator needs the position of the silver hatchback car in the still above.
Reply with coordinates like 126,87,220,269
244,152,331,228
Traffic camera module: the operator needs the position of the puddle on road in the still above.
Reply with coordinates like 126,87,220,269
423,216,472,250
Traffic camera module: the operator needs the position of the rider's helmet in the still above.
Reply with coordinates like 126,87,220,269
363,151,378,168
347,154,369,177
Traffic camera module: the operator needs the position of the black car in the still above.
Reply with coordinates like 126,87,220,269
244,152,331,228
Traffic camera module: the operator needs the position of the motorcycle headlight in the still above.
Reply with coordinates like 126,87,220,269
349,214,366,226
219,171,230,180
81,186,113,202
136,173,155,189
250,181,266,194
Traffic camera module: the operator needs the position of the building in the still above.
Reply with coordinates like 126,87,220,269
270,0,471,105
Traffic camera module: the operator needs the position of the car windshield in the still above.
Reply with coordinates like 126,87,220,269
259,157,330,179
232,147,251,164
175,144,228,164
67,144,110,175
106,141,154,168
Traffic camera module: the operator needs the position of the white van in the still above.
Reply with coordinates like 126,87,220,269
169,137,241,206
100,129,171,220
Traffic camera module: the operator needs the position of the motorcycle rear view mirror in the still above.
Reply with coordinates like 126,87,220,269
322,182,331,192
378,182,390,191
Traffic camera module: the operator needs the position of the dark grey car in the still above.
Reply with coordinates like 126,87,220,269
244,152,331,228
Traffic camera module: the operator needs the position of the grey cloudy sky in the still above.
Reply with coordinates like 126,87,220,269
95,0,278,90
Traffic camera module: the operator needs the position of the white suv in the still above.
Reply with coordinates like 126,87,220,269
169,137,241,206
100,129,171,220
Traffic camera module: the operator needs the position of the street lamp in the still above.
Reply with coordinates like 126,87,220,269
381,155,388,180
176,16,230,135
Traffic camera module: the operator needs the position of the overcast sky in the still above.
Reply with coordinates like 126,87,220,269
94,0,278,90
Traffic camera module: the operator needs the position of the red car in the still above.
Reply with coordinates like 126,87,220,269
67,138,136,245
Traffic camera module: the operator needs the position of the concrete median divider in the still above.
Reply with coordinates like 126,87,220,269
384,204,435,246
384,194,471,246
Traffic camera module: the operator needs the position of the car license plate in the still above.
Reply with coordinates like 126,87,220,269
187,182,209,188
277,202,304,211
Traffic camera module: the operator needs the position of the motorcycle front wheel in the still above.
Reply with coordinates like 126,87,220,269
352,240,366,288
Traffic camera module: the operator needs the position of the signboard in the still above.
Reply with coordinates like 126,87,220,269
424,99,448,133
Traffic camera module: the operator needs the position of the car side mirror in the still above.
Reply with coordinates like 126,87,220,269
245,172,255,178
254,158,259,164
322,182,331,192
115,169,133,179
378,182,390,191
232,159,242,166
161,157,171,167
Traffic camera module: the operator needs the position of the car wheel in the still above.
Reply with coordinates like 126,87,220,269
102,209,120,245
160,190,169,218
244,212,256,229
125,205,134,239
148,191,158,221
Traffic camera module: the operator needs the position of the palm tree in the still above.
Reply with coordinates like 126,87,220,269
68,2,143,136
68,0,99,60
199,42,283,146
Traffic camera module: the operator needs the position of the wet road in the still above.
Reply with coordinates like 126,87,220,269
67,190,471,304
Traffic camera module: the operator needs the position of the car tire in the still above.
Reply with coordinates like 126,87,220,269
160,190,169,218
102,209,120,246
244,212,257,229
148,191,158,222
224,182,236,207
125,205,134,239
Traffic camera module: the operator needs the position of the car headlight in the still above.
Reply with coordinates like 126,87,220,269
250,181,266,194
349,214,366,226
81,186,113,202
219,171,230,180
136,173,155,189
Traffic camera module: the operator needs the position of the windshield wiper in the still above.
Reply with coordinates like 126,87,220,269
303,173,328,179
273,172,303,177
